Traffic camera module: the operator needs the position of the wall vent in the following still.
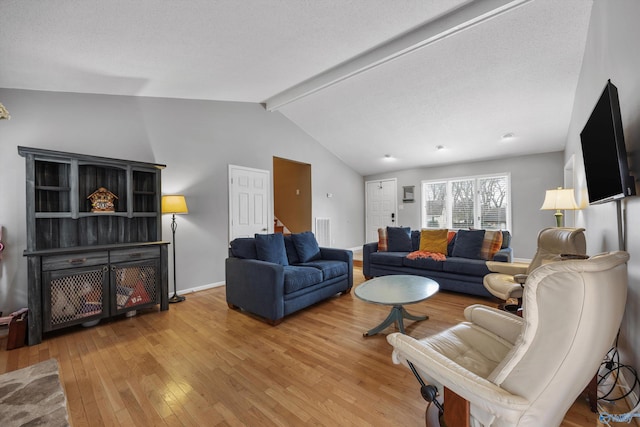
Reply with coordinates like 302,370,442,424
315,217,331,247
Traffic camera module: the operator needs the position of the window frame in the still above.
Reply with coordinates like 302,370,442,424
420,173,511,231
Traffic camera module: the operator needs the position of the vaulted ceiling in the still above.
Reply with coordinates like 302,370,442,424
0,0,593,175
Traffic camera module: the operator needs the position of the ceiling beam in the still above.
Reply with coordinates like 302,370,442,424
264,0,531,112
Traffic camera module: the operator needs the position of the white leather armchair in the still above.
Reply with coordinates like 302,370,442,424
388,251,629,427
484,227,587,308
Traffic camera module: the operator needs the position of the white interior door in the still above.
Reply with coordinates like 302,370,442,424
365,179,398,243
229,165,271,241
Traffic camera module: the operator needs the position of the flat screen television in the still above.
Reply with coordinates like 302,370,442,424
580,80,635,204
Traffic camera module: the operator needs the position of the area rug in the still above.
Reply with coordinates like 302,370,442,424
0,358,69,427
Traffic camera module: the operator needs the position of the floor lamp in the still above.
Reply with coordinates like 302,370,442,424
162,195,189,303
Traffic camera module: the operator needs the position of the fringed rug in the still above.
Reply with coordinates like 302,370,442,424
0,358,69,427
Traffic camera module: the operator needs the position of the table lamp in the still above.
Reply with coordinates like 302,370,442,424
540,187,578,227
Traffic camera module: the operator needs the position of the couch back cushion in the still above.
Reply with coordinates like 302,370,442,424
230,238,258,259
419,229,449,254
386,226,412,252
283,235,301,264
480,230,504,260
255,233,289,265
292,231,321,262
451,229,485,259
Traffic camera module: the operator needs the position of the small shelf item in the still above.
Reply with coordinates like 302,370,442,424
87,187,118,213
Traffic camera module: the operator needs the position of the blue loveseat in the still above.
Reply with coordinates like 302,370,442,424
363,228,512,298
225,232,353,324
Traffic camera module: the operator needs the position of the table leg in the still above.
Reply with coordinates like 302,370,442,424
363,305,429,337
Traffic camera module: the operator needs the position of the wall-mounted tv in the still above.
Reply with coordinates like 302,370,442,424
580,80,636,205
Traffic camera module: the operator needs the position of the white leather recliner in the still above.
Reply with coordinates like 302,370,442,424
388,251,629,427
484,227,587,308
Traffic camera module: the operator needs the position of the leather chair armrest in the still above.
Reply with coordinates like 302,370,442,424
513,274,528,285
464,304,523,344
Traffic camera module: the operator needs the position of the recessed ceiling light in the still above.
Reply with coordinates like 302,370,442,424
383,154,396,161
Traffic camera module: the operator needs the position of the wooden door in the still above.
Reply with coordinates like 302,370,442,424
365,178,397,243
228,165,271,241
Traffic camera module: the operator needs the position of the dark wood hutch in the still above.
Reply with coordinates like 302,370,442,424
18,146,169,345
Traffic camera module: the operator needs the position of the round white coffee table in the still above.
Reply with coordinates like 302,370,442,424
355,275,439,336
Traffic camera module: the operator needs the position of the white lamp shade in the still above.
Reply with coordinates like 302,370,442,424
540,188,579,210
162,195,189,214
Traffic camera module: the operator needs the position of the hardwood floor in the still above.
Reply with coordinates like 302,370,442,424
0,268,602,426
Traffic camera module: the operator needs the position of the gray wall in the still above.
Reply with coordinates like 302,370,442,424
364,151,565,259
0,89,364,311
564,0,640,373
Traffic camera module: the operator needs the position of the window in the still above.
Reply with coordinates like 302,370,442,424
421,174,510,231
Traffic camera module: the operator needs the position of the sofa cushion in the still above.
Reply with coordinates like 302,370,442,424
403,256,445,271
292,231,321,262
451,229,485,260
378,228,388,251
230,238,257,259
387,226,412,252
297,260,348,281
255,233,289,265
284,235,300,264
480,230,504,260
369,251,406,267
411,230,421,251
283,266,323,294
442,257,491,276
419,229,449,254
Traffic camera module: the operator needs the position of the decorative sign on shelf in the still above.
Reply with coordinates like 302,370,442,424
87,187,118,213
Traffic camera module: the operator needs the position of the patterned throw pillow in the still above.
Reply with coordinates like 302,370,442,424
377,228,388,252
480,230,504,260
419,229,449,254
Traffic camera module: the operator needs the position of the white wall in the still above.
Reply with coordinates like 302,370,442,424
565,0,640,371
0,89,364,312
364,151,565,259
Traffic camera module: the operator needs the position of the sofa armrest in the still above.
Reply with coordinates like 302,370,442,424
493,247,512,263
320,247,354,289
362,242,379,277
225,257,285,321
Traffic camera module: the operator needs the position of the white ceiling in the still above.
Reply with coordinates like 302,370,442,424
0,0,593,175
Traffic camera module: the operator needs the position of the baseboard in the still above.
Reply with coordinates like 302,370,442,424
618,368,640,425
181,281,225,295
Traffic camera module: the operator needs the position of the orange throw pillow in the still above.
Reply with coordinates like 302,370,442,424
377,228,388,252
419,229,449,255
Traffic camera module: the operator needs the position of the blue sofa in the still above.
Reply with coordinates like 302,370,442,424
363,228,512,298
225,232,353,324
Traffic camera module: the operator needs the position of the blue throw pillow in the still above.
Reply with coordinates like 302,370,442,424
229,238,257,259
255,233,289,265
291,231,321,263
451,229,485,259
386,226,412,252
283,235,300,264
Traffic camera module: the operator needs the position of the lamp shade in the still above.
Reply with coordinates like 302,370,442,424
540,188,579,210
0,102,10,120
162,195,189,214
